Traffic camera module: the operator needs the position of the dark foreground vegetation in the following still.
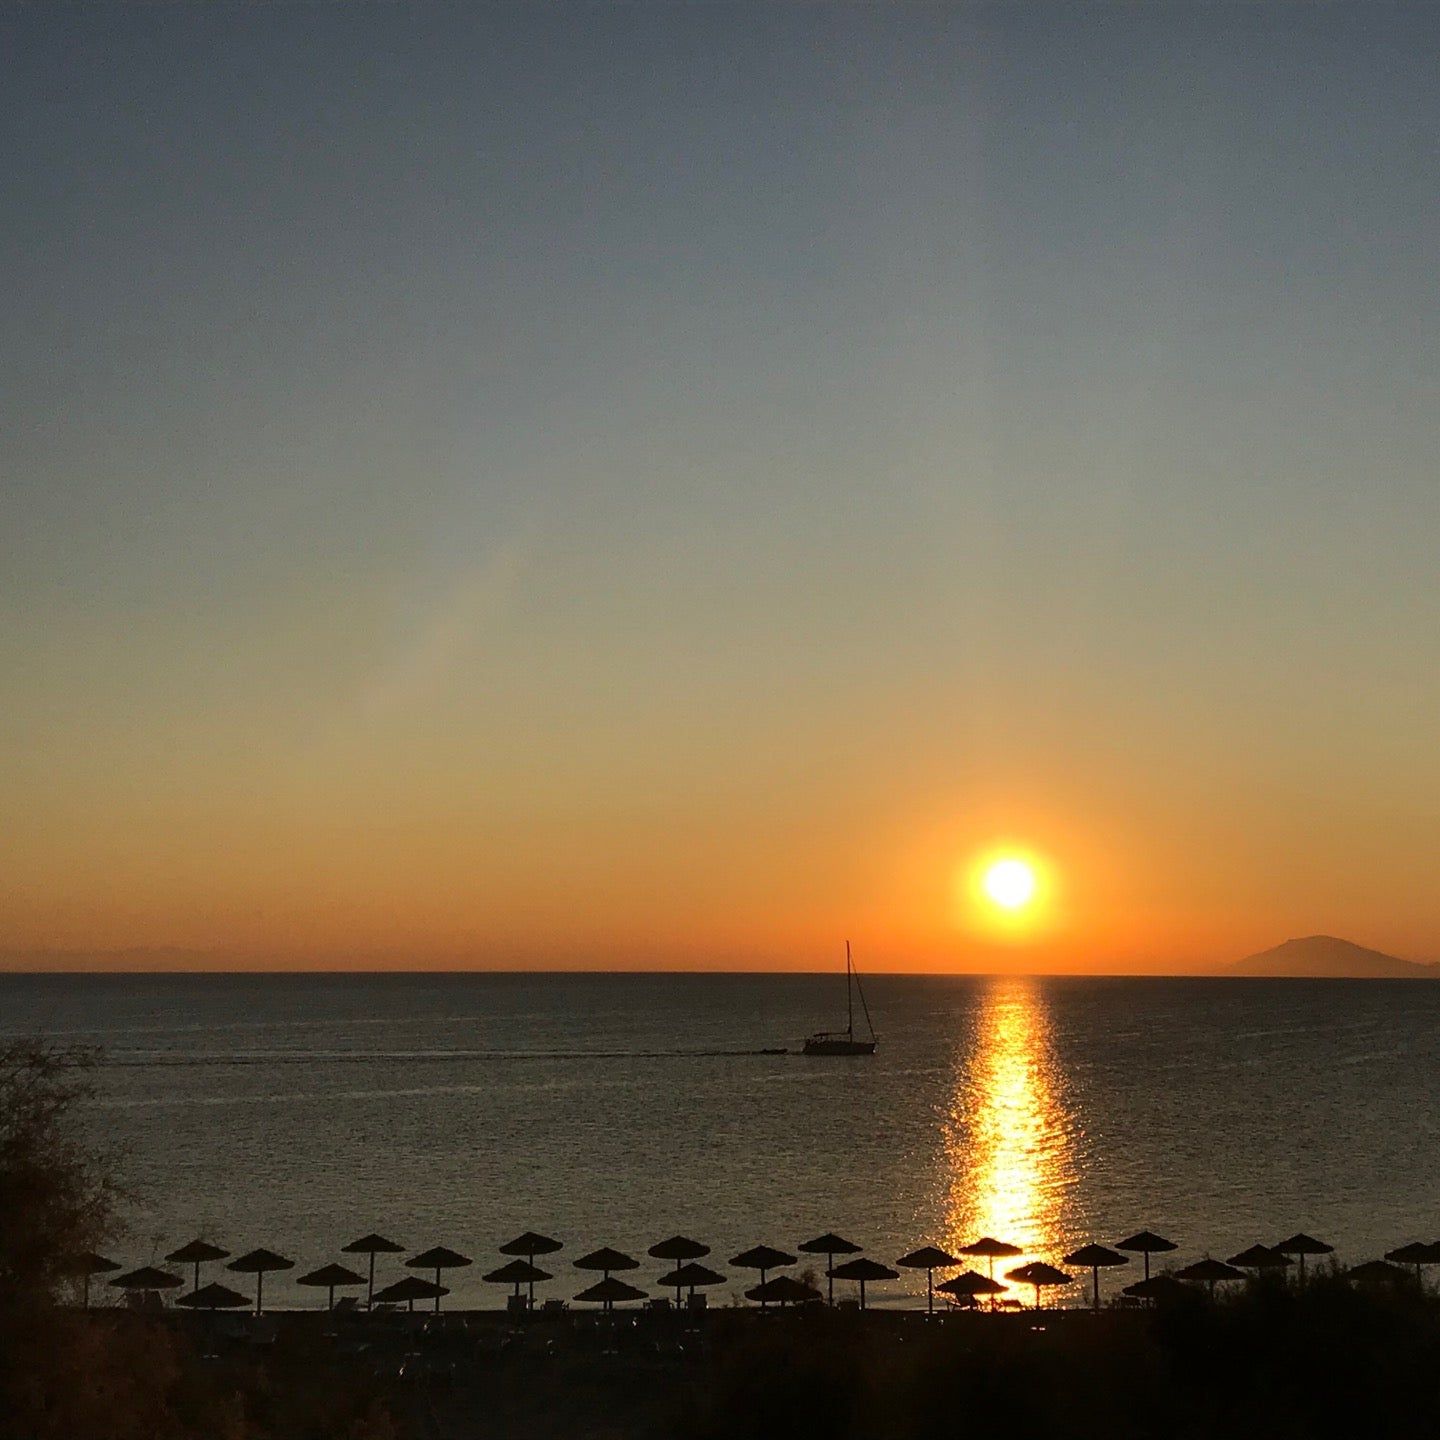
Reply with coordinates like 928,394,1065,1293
0,1042,395,1439
674,1279,1440,1440
5,1040,1439,1440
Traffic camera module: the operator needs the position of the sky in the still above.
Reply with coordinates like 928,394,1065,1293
3,4,1438,973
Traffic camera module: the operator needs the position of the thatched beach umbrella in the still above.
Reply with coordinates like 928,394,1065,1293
1005,1261,1073,1310
1123,1275,1189,1304
407,1247,471,1313
1175,1258,1245,1297
1063,1245,1131,1311
574,1247,640,1282
655,1262,725,1307
1347,1259,1407,1285
731,1246,797,1309
227,1249,295,1315
485,1259,551,1307
1276,1233,1333,1284
177,1282,250,1311
1226,1244,1291,1279
297,1263,366,1310
575,1276,646,1312
897,1246,960,1315
649,1235,710,1263
341,1234,404,1310
798,1233,861,1305
109,1265,183,1301
648,1237,710,1304
829,1257,899,1311
166,1240,230,1294
936,1270,1007,1308
1116,1231,1177,1282
1385,1241,1440,1286
374,1276,447,1312
960,1237,1022,1281
67,1252,120,1309
500,1232,563,1306
747,1275,821,1308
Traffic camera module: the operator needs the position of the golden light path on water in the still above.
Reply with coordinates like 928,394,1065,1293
944,977,1080,1294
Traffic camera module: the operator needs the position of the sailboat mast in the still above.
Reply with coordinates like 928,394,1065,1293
846,940,853,1038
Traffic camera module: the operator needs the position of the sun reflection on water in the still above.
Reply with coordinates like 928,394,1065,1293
945,977,1078,1279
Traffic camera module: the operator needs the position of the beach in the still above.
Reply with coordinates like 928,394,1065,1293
58,1279,1440,1440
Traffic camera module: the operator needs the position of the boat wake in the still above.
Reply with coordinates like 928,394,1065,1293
99,1047,792,1066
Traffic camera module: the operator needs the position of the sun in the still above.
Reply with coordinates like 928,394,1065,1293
982,858,1037,912
957,846,1054,941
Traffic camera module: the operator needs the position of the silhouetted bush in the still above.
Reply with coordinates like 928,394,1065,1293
0,1042,400,1440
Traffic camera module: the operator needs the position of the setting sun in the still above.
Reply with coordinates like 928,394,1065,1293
983,859,1038,911
958,847,1056,944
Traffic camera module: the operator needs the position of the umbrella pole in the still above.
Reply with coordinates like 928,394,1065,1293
827,1251,834,1306
859,1279,866,1311
1144,1252,1150,1282
255,1272,263,1317
528,1249,535,1309
1093,1267,1100,1312
761,1267,768,1311
368,1253,376,1310
83,1273,90,1310
928,1268,934,1316
434,1267,442,1314
193,1261,201,1293
328,1284,336,1311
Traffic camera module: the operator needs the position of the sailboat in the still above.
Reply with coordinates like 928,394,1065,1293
802,942,877,1056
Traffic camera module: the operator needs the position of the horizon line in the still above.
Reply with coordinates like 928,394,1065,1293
1,966,1433,980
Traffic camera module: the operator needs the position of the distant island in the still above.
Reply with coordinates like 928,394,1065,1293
1231,935,1436,979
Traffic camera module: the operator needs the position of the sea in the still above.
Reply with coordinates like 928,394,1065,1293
4,972,1439,1310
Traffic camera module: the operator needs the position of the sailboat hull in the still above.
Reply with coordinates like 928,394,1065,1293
801,940,877,1055
801,1037,876,1057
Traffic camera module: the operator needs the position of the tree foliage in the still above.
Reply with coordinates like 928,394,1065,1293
0,1041,401,1440
0,1041,118,1303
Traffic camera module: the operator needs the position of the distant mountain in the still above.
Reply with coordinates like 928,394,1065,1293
1231,935,1436,979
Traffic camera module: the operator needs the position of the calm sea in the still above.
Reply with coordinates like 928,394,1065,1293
4,973,1439,1309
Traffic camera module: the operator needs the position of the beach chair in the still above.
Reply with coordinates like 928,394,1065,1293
686,1293,707,1315
506,1293,529,1318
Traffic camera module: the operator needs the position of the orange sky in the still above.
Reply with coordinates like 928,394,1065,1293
4,8,1438,973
